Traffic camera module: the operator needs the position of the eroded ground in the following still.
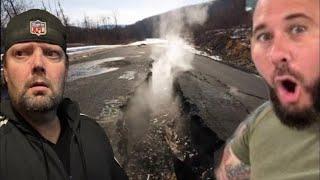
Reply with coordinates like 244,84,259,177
64,44,268,179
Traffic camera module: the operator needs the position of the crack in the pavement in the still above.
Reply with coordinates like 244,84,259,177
173,80,226,179
188,71,251,114
112,69,225,179
188,70,267,114
234,89,267,100
193,71,266,100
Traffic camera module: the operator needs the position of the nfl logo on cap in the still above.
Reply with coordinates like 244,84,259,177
30,20,47,36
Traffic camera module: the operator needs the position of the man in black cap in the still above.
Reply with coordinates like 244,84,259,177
0,9,128,180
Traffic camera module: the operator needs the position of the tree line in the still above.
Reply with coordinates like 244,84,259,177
1,0,251,52
1,0,148,51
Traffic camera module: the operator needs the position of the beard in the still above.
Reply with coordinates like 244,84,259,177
10,76,64,114
269,64,320,130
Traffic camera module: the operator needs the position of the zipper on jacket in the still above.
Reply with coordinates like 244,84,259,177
72,131,89,180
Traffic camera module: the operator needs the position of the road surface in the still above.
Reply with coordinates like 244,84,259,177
53,44,269,179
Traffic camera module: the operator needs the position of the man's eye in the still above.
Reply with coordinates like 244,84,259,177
256,32,272,42
44,50,62,60
14,50,29,58
290,25,307,35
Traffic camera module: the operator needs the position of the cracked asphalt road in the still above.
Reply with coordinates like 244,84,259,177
63,44,268,179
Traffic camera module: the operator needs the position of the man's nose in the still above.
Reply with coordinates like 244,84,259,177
31,50,46,74
268,35,292,65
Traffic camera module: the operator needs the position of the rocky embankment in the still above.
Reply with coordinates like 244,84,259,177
194,26,258,74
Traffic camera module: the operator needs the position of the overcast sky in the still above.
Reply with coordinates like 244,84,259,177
47,0,211,25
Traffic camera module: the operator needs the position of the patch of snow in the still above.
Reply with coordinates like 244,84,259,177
129,38,168,46
100,57,126,62
67,56,125,81
66,38,223,63
67,45,123,55
254,74,262,78
67,45,100,52
118,71,136,80
155,42,223,62
68,67,119,82
128,55,142,58
66,39,167,56
179,44,223,62
208,55,222,61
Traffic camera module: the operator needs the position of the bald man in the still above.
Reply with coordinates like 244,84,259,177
216,0,320,179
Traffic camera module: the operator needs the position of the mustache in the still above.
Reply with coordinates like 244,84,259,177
24,76,52,90
272,63,305,84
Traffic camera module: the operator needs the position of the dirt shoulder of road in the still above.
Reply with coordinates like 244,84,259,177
194,26,258,75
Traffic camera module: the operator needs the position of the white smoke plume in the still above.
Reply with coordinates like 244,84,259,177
125,4,209,136
149,4,208,112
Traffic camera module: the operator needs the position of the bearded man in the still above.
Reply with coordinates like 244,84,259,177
216,0,320,179
0,9,128,180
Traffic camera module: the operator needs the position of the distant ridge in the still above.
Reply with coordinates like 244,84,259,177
124,0,250,39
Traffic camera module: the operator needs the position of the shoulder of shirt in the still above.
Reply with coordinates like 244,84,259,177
246,101,274,128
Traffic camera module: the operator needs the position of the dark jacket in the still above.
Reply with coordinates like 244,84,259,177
0,98,128,180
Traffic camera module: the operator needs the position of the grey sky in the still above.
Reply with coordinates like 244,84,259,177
52,0,211,25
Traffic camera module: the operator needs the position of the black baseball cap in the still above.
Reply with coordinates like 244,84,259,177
4,9,67,53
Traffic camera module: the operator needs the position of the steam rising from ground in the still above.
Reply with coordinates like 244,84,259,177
150,37,193,110
125,5,208,135
151,5,208,111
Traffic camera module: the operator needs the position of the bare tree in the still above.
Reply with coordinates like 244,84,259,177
1,0,31,50
41,0,47,10
8,0,18,15
82,14,91,29
53,0,59,17
99,16,107,26
1,0,30,26
107,17,111,27
1,1,13,19
57,0,69,27
47,0,52,12
112,10,119,28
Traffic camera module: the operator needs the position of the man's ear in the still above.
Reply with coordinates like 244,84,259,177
3,67,8,85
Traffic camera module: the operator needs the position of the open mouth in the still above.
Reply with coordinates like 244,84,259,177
275,76,300,104
281,79,297,93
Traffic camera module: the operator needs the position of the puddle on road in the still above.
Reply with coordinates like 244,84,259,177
67,57,125,81
119,71,136,80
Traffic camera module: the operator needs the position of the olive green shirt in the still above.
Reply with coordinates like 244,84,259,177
231,102,320,180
